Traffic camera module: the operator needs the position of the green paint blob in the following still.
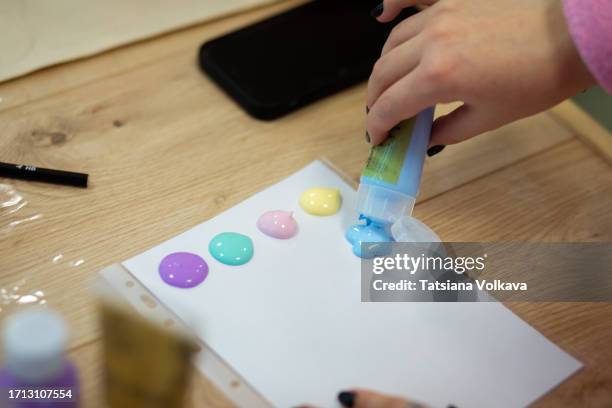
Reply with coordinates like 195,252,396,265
208,232,254,266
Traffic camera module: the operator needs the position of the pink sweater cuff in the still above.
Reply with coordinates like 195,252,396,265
563,0,612,93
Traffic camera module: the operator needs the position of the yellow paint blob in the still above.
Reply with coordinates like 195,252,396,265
299,187,342,216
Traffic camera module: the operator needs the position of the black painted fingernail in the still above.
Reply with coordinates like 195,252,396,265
338,391,356,407
370,3,384,18
427,145,445,157
366,106,370,114
365,131,371,143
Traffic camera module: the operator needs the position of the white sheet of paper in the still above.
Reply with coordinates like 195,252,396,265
0,0,281,82
123,161,581,408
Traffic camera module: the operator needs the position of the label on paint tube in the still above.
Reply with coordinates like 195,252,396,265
362,117,416,185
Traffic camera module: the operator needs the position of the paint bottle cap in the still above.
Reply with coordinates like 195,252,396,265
391,216,440,243
2,308,68,382
356,183,416,225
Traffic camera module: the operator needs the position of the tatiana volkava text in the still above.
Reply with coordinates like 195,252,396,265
372,279,528,291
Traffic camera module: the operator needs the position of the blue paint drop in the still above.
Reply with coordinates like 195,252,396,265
345,215,394,258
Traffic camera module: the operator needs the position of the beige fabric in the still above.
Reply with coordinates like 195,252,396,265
0,0,281,83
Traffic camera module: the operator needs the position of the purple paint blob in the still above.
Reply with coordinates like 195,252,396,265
159,252,208,288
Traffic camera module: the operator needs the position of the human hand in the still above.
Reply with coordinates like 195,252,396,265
366,0,595,147
298,389,430,408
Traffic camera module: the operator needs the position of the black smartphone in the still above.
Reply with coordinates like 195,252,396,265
199,0,418,120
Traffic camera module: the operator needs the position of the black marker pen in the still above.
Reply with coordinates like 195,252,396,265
0,161,88,188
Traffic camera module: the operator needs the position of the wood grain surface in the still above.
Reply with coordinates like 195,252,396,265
550,101,612,165
0,1,610,407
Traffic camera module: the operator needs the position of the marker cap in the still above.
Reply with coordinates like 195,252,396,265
3,309,68,382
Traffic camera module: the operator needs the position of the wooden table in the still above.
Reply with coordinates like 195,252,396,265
1,1,611,406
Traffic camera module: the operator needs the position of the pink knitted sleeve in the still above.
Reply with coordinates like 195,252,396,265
563,0,612,93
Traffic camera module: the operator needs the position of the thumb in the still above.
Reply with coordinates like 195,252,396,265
430,104,502,146
348,389,424,408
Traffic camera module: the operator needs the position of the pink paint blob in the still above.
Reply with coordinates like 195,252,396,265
159,252,209,288
256,210,298,239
